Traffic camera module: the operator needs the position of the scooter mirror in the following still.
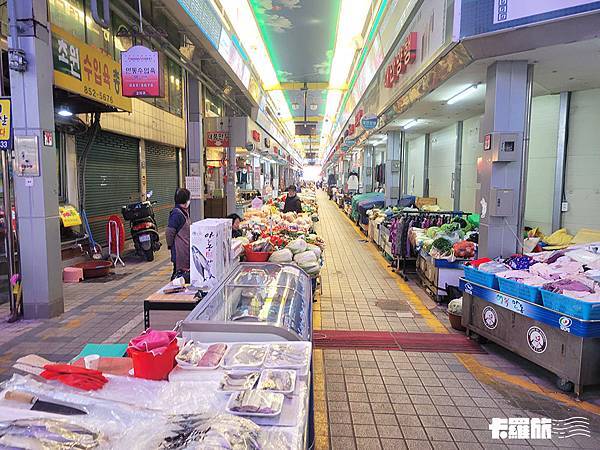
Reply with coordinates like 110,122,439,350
146,190,153,199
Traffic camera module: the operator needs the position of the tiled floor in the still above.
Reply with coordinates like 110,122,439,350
0,192,599,449
313,191,600,450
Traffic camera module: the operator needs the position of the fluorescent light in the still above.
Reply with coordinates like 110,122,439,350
446,84,479,105
320,0,373,153
57,108,73,117
403,119,418,130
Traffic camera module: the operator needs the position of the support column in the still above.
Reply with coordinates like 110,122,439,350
479,61,532,258
552,91,570,231
385,130,402,206
453,121,463,211
362,145,373,193
225,119,236,215
9,0,63,318
423,133,430,197
139,139,147,199
185,74,204,221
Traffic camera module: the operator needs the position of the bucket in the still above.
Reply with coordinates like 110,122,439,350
128,340,178,380
244,245,272,262
448,312,466,332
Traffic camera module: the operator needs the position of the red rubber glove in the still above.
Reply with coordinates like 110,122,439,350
41,364,108,391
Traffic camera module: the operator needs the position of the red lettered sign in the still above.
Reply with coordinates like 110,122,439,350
206,131,230,147
384,32,418,89
121,46,163,97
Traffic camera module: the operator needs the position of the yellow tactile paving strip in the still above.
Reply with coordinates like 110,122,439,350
312,191,600,449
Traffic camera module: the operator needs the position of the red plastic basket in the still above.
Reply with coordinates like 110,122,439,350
244,245,272,262
127,340,178,380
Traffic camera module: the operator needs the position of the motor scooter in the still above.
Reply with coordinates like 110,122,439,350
121,195,161,261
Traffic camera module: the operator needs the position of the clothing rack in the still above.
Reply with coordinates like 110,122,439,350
388,210,471,280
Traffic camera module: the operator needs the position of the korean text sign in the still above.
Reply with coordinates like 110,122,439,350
121,46,164,98
51,25,132,112
0,98,11,150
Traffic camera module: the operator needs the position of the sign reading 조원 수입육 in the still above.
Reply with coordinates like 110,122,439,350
52,25,132,111
0,98,11,151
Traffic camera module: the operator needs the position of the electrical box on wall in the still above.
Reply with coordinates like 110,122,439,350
489,188,514,217
487,132,522,162
390,160,401,172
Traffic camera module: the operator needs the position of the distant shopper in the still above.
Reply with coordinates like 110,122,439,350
166,188,191,280
283,185,303,213
227,213,243,238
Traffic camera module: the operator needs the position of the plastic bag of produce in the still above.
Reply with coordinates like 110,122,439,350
302,262,321,276
294,250,318,266
269,248,293,263
287,239,307,254
306,244,322,259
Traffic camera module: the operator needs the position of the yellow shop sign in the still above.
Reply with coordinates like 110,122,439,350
51,25,132,112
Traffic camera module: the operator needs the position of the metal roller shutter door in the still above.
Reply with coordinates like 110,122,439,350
145,142,179,229
76,131,139,245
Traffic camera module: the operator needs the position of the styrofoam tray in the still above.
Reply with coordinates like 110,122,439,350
176,342,227,370
264,342,310,370
226,390,284,417
257,369,297,395
217,371,260,392
221,344,268,370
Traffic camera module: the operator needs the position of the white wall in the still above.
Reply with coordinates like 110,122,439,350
563,89,600,233
460,116,483,213
429,124,457,210
405,135,425,197
524,95,560,234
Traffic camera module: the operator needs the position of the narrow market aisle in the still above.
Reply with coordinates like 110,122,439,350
314,190,439,333
312,190,600,450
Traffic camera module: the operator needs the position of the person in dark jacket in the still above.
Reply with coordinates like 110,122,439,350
227,213,243,238
283,185,303,213
166,188,191,280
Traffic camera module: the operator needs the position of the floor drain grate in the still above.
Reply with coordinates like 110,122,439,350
375,300,411,311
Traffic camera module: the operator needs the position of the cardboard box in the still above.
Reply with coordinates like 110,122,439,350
190,218,232,289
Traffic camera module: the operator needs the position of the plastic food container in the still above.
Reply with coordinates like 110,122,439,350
244,245,273,262
176,342,227,370
264,343,310,369
258,369,297,394
218,371,260,392
464,266,498,289
221,344,268,370
497,277,542,304
541,290,600,320
226,390,284,417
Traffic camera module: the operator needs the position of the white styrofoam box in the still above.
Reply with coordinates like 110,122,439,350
190,219,232,289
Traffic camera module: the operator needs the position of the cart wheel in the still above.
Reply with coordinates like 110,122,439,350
470,332,488,344
556,377,574,393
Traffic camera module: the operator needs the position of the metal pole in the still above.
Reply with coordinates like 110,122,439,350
423,133,430,197
552,91,570,231
516,64,534,252
453,121,463,211
0,26,16,318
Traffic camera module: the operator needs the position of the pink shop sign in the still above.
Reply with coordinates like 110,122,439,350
121,45,164,98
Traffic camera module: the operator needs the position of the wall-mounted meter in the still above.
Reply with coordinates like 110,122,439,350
489,188,515,217
485,132,522,162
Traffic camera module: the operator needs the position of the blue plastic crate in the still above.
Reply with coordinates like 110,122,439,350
497,277,542,305
464,266,498,289
541,289,600,321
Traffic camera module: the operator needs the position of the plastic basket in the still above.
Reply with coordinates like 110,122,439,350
497,277,542,304
244,245,272,262
128,340,178,380
463,266,498,289
541,290,600,321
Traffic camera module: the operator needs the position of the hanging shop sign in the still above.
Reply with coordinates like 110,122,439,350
361,114,378,130
344,138,356,146
348,124,356,136
264,137,271,148
459,0,600,38
51,25,131,111
354,110,364,128
383,32,418,89
0,97,12,151
252,130,261,142
177,0,222,49
206,130,230,147
121,46,163,98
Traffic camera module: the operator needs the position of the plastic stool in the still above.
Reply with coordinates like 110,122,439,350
63,267,84,283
